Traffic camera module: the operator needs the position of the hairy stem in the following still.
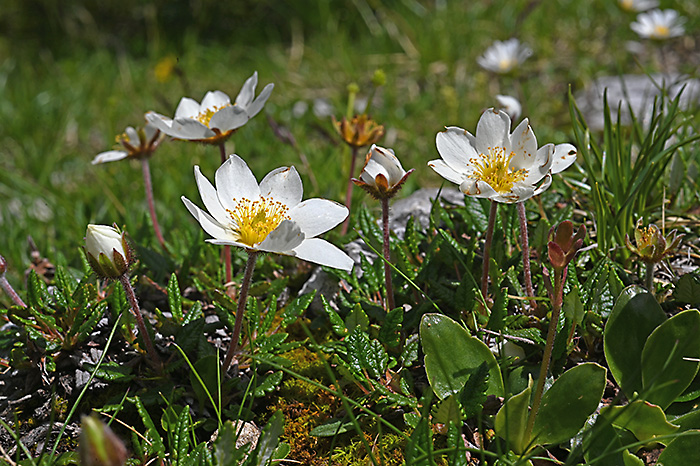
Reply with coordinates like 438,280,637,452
381,197,395,311
517,202,536,313
222,250,258,372
218,143,232,284
481,200,498,308
645,262,655,293
0,274,26,308
341,146,359,235
118,274,161,367
141,159,166,250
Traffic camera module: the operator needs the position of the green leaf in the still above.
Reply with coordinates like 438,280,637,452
405,412,432,466
84,361,133,383
26,270,52,309
420,313,504,399
458,362,489,419
495,378,532,455
254,410,284,466
604,285,666,397
673,273,700,305
657,430,700,465
345,303,369,332
446,421,468,466
563,286,584,324
433,395,461,425
321,295,347,336
309,419,354,437
345,327,387,379
168,273,183,323
214,421,248,466
486,287,508,331
603,400,679,445
173,405,191,465
401,333,419,367
253,371,283,398
131,396,166,458
379,308,403,348
642,310,700,409
281,291,315,328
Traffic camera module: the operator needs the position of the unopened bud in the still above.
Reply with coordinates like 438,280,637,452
85,224,131,278
79,415,128,466
372,69,386,87
548,221,586,271
625,219,683,264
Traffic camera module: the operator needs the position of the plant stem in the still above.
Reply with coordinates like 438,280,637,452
645,262,655,293
118,274,161,367
525,267,565,444
218,143,232,284
222,250,258,372
481,200,498,307
0,274,26,308
141,159,166,250
341,146,359,235
517,202,536,314
381,197,395,312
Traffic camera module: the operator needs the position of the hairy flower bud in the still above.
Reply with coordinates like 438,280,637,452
79,415,128,466
548,221,586,271
352,145,414,200
333,114,385,148
85,224,131,278
625,219,683,264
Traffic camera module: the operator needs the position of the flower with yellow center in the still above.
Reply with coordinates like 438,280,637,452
333,114,385,148
630,9,685,40
477,39,532,75
146,71,274,145
182,154,353,271
92,123,164,164
429,108,576,203
618,0,659,13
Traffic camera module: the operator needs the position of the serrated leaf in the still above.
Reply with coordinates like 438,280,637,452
174,405,191,465
458,362,489,419
85,361,134,382
280,291,315,328
131,396,166,458
309,419,354,437
344,327,387,379
321,295,347,336
433,395,461,425
673,273,700,305
359,254,381,294
168,273,183,323
345,303,369,332
253,410,284,466
487,287,508,331
214,421,249,466
379,308,403,348
446,421,468,466
401,333,419,367
254,371,283,397
26,270,52,309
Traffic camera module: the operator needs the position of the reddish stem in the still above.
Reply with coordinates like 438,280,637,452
141,159,166,250
341,146,359,235
222,250,258,372
118,274,161,367
517,201,536,313
218,143,232,284
381,198,395,311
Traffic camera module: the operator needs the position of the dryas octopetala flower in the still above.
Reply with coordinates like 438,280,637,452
92,124,164,164
429,108,576,203
85,224,131,278
182,154,354,271
352,144,414,199
477,39,532,74
333,114,385,148
625,219,683,264
145,71,273,145
495,95,522,122
619,0,659,13
630,9,685,40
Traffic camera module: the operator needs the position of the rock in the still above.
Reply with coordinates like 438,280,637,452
389,187,464,239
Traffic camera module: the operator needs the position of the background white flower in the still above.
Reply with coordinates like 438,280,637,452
630,9,685,40
146,72,273,144
182,154,353,271
477,39,532,74
495,95,522,121
92,124,163,164
618,0,659,13
429,108,574,203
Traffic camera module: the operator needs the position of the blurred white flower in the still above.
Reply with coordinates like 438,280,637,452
92,124,163,164
353,144,414,199
85,224,130,278
477,39,532,74
429,109,575,203
182,154,353,271
631,9,685,40
619,0,659,12
146,72,273,145
495,95,522,121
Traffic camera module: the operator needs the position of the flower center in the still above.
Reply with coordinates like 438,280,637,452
498,58,514,72
226,196,290,247
653,25,670,38
195,104,231,127
469,146,528,194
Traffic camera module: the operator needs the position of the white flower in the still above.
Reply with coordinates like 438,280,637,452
182,154,353,271
146,72,274,145
630,9,685,40
85,224,130,278
92,124,163,164
619,0,659,13
477,39,532,74
353,144,413,199
495,95,522,121
429,109,575,203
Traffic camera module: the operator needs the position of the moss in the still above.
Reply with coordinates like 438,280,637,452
331,432,408,465
272,398,334,465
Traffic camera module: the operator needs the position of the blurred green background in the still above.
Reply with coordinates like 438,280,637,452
1,0,698,294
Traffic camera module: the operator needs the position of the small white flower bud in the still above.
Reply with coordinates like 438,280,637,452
85,224,130,278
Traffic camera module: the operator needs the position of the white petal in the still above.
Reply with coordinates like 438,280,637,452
460,179,498,199
124,127,139,142
291,238,354,271
174,97,202,119
258,219,305,253
145,111,174,133
259,166,303,208
532,174,553,197
508,119,537,170
200,91,231,111
235,72,258,109
194,166,230,225
288,199,348,238
550,143,577,174
522,144,554,185
499,184,534,203
168,118,215,140
209,105,248,132
207,238,253,249
246,83,274,119
428,159,465,185
182,196,234,241
368,145,405,185
436,127,479,171
475,109,511,152
215,154,260,211
144,123,160,141
92,150,128,164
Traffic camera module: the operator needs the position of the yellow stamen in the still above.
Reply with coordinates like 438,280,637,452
469,146,528,194
226,197,289,247
195,104,231,127
499,58,514,72
653,25,669,38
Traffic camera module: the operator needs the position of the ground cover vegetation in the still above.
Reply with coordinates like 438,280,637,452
1,0,700,464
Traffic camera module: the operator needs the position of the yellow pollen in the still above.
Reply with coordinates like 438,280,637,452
653,25,669,38
195,104,231,127
226,196,289,247
469,147,528,194
499,58,514,72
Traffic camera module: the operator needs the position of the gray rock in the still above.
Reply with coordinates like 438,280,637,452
389,187,464,239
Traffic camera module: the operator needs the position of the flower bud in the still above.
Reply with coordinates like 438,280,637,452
547,221,586,271
352,144,414,199
85,224,130,278
625,219,683,264
79,415,128,466
332,114,385,148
